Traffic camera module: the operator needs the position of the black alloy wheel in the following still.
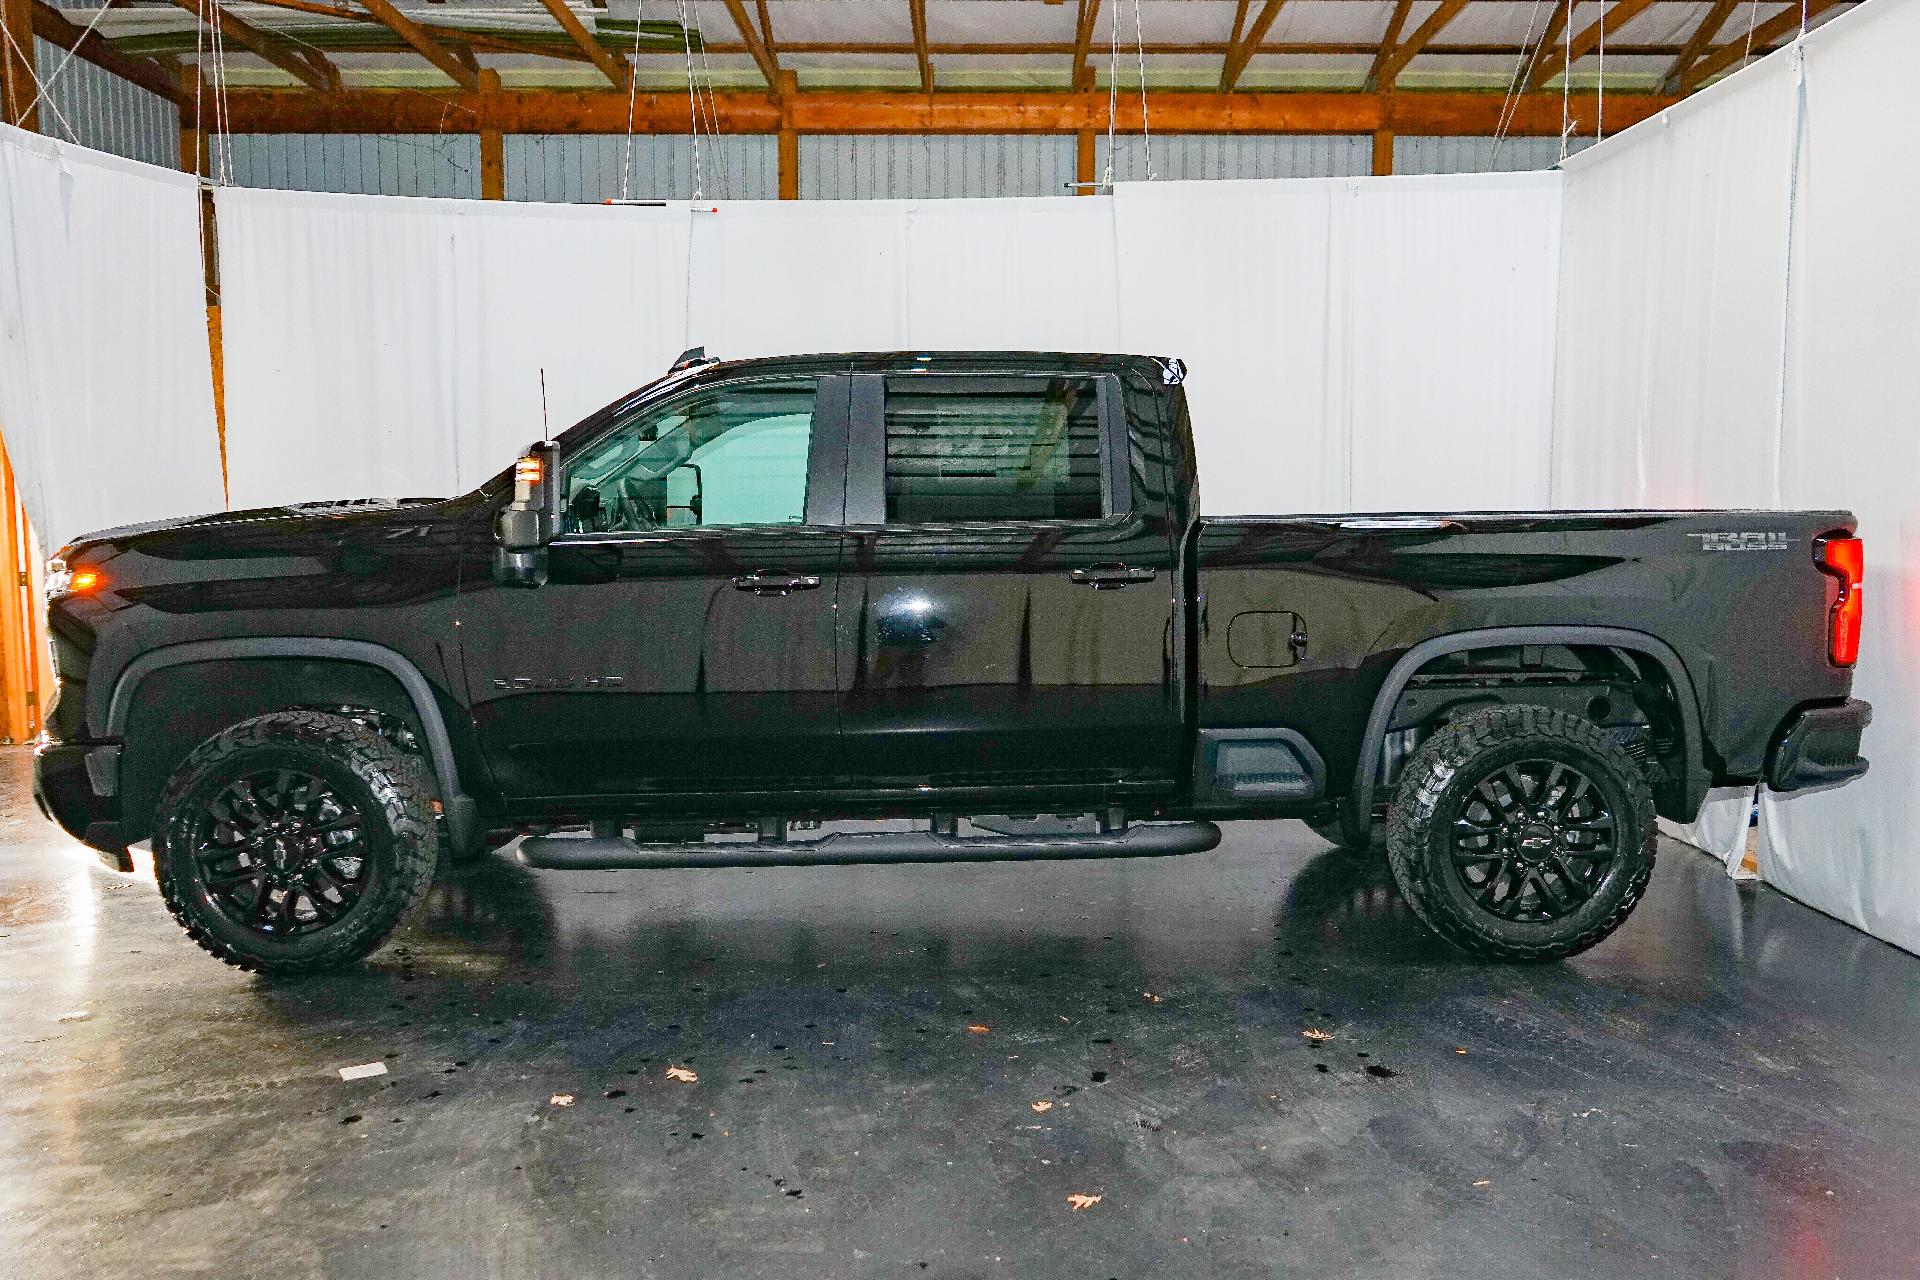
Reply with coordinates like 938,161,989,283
190,768,373,939
1447,759,1617,923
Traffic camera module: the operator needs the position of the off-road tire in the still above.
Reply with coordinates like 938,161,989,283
1385,705,1656,963
153,710,441,974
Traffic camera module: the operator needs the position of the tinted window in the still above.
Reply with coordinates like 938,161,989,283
562,379,816,533
882,374,1106,523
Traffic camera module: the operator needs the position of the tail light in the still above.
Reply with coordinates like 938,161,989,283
1817,535,1864,667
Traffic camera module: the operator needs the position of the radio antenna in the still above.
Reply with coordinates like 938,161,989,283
539,368,550,440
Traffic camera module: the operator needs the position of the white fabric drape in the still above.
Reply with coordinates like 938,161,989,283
0,124,223,549
216,175,1562,516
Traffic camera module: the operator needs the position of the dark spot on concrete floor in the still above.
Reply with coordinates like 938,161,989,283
1090,1070,1108,1083
487,1037,500,1044
1055,1084,1079,1096
623,1107,636,1113
785,1189,803,1198
1365,1064,1397,1079
772,1044,785,1050
803,1023,816,1029
605,1089,626,1099
422,1090,442,1099
690,1132,703,1140
1091,1037,1113,1045
341,1115,361,1125
666,1025,679,1032
1357,1051,1370,1058
836,988,847,994
1314,1063,1330,1073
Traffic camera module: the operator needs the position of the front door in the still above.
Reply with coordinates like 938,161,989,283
462,373,848,804
835,367,1181,799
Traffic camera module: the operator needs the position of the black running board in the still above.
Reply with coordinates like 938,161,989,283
517,821,1222,871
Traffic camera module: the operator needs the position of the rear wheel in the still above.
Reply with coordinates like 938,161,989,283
1384,705,1655,962
153,711,440,974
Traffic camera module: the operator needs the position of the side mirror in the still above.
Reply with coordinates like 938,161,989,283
495,442,559,588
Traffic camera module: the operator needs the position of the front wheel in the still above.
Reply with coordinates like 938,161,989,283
1384,705,1656,963
153,711,441,974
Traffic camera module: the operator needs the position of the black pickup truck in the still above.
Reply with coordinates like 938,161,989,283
35,351,1871,973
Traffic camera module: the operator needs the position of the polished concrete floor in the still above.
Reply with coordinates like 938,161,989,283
4,750,1919,1280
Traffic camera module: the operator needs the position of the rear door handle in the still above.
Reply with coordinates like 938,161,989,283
1070,563,1158,589
731,571,822,596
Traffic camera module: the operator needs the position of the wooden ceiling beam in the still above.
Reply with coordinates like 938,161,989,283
352,0,480,91
1220,0,1287,92
534,0,628,90
909,0,932,92
169,0,340,94
219,86,1680,138
1661,0,1738,93
1070,0,1100,89
1683,0,1838,88
1526,0,1659,90
30,0,181,104
719,0,778,88
1364,0,1414,93
1372,0,1471,90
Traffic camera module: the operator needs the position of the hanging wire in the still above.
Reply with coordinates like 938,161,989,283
691,5,729,200
674,0,704,200
1596,0,1605,143
1130,0,1154,180
1742,0,1760,67
0,20,77,139
10,1,113,130
1558,0,1573,162
1100,0,1119,187
1490,0,1546,168
621,0,648,199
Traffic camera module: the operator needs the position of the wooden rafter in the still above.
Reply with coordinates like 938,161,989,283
720,0,778,88
755,0,781,86
1372,0,1471,90
1364,0,1414,93
1526,0,1659,90
30,0,181,104
353,0,480,92
170,0,341,94
221,86,1681,138
534,0,629,90
1515,0,1575,90
1070,0,1100,90
1661,0,1738,93
1220,0,1287,92
1682,0,1838,89
910,0,932,93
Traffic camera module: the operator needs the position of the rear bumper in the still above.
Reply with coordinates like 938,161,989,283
1767,699,1872,794
32,739,134,872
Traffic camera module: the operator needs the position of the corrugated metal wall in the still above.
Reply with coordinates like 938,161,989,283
1394,135,1595,175
1099,134,1372,182
219,134,482,198
505,134,778,203
31,38,178,168
799,135,1076,200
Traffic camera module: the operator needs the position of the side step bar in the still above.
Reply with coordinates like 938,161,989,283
517,820,1222,871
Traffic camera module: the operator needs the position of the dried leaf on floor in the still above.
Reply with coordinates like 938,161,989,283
1067,1193,1102,1211
665,1065,699,1083
549,1093,575,1107
337,1061,388,1081
1472,1179,1492,1187
1302,1028,1332,1043
1141,992,1162,1003
1030,1100,1054,1113
966,1024,991,1034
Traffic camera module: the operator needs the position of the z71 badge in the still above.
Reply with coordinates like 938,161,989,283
1689,531,1794,553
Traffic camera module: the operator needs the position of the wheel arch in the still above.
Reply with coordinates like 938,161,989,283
1351,626,1709,825
103,638,478,848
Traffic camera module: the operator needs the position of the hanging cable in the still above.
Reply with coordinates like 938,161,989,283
674,0,703,201
691,5,728,200
1101,0,1119,187
1490,0,1545,168
0,20,78,138
10,1,113,130
1130,0,1154,180
1596,0,1605,143
622,0,648,199
1558,0,1573,162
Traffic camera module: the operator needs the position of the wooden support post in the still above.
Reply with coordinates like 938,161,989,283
1372,128,1393,175
776,68,798,200
478,68,504,199
0,439,37,743
2,0,39,133
1076,128,1095,194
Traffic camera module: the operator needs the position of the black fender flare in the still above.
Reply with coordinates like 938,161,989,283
1349,625,1709,824
100,637,479,850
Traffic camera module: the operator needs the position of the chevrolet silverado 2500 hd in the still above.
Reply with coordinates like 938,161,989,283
34,351,1871,972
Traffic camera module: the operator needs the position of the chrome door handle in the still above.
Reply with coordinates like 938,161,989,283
732,571,821,596
1070,563,1158,589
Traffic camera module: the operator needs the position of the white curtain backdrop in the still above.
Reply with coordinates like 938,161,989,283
0,124,224,549
216,174,1562,517
1548,0,1918,951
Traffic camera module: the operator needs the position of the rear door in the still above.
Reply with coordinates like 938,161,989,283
835,366,1180,797
462,372,848,802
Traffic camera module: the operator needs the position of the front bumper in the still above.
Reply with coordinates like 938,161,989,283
1767,699,1872,794
32,738,133,872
